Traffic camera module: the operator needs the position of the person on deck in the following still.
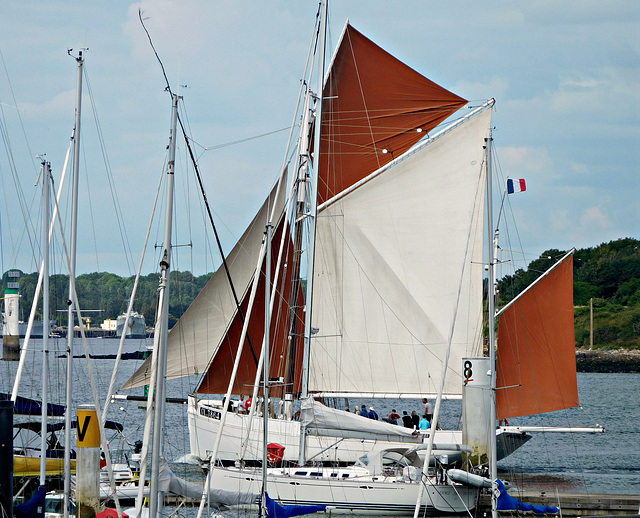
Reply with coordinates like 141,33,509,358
402,411,413,428
368,407,379,420
419,414,431,430
411,410,420,429
359,404,369,417
388,410,400,425
422,397,434,423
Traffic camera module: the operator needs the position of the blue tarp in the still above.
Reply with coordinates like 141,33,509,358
14,485,46,518
495,479,559,514
0,393,65,417
265,492,326,518
14,419,124,433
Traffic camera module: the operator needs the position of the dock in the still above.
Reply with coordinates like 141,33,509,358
478,491,640,516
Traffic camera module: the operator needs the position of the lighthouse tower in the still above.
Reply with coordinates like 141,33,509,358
3,269,20,361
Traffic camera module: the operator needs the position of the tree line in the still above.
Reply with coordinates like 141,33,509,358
3,237,639,348
2,270,213,330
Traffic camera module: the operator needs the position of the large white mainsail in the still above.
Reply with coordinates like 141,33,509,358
310,107,491,397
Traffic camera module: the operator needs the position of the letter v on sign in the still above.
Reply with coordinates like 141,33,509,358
77,407,100,448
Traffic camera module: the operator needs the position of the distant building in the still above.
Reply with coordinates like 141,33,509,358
101,319,118,331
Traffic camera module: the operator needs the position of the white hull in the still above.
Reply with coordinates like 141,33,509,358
209,464,478,515
188,396,530,464
116,312,146,338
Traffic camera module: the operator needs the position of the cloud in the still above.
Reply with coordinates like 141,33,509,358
498,146,556,186
580,206,614,231
16,89,76,121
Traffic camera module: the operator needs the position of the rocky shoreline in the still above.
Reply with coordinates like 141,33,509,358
576,348,640,373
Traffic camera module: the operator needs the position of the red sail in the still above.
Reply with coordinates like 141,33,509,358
197,217,304,395
496,254,579,419
318,24,467,205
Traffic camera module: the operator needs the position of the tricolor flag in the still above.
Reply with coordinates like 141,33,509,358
507,178,526,194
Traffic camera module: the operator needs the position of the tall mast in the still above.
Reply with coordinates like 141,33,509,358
261,219,272,515
149,91,179,518
282,88,311,402
297,0,327,466
485,132,499,518
39,160,52,486
64,50,83,518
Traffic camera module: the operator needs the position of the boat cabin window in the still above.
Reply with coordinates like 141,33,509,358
381,451,413,468
45,497,75,515
294,471,307,476
355,454,371,467
45,498,63,514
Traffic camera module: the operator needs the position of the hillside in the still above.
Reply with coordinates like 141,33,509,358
497,237,640,351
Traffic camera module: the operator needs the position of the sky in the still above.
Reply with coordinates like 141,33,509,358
0,1,638,278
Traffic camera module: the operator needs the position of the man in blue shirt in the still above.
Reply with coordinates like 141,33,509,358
368,407,379,420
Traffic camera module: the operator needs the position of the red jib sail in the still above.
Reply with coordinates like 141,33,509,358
496,253,579,420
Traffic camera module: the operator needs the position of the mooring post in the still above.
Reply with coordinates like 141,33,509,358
76,404,100,518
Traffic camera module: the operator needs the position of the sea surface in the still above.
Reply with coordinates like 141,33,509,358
3,337,638,514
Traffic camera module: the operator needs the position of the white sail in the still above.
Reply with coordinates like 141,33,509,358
299,398,417,439
309,108,491,396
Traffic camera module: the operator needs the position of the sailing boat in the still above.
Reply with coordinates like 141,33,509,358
118,2,604,513
122,20,530,469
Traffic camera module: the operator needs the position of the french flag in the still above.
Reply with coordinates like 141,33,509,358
507,178,526,194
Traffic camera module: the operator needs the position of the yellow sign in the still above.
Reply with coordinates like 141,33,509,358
77,408,100,448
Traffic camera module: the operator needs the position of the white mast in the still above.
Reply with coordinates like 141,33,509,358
261,219,272,514
64,50,83,518
149,91,179,518
485,132,499,518
39,160,52,486
297,0,327,467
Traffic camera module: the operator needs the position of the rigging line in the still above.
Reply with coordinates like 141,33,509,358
197,126,293,152
178,111,260,370
79,124,101,272
138,9,174,98
102,149,167,424
138,9,261,369
0,110,38,268
83,66,135,276
0,48,40,251
491,146,531,290
345,28,381,172
0,47,38,177
322,217,464,380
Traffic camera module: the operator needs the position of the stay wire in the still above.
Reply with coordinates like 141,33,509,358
138,9,260,369
0,46,40,269
83,65,135,276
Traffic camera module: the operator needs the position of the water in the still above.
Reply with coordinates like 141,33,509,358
3,338,638,501
497,372,640,495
